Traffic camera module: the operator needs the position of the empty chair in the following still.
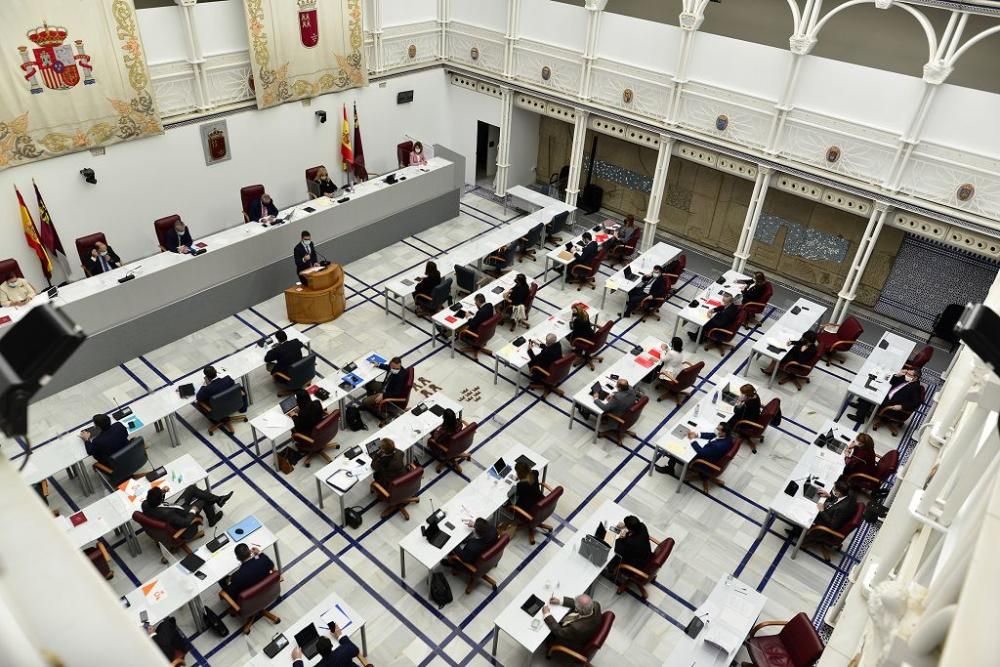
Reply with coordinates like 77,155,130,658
272,354,317,395
198,383,249,435
615,536,674,600
545,610,615,665
84,540,115,580
518,223,544,262
448,533,510,594
484,244,516,277
292,409,341,467
733,398,780,454
608,228,641,268
240,184,265,222
372,464,424,520
93,437,149,489
847,449,899,496
656,361,703,403
545,210,570,245
569,247,608,290
153,215,181,253
816,316,864,365
704,307,747,355
219,570,282,634
429,420,478,474
416,276,453,316
904,345,934,371
76,232,108,276
874,384,925,436
744,611,825,667
459,311,502,359
665,254,686,284
529,352,576,397
511,484,562,544
397,141,414,168
777,347,823,390
572,319,614,370
132,510,203,560
305,165,322,198
601,395,649,447
687,437,742,493
454,265,487,297
803,501,865,562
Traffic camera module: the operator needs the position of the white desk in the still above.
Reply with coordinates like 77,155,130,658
17,437,93,495
600,242,682,317
244,592,367,665
671,270,751,344
568,335,667,443
398,443,548,581
506,185,562,213
431,271,518,358
665,575,766,667
748,298,827,387
542,220,620,290
758,420,854,558
492,303,603,396
123,516,280,631
491,500,628,658
836,331,916,431
313,393,462,524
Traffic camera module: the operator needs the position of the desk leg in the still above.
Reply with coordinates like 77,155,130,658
648,447,660,477
242,374,253,406
189,598,207,632
677,461,690,493
561,265,567,290
835,393,850,421
384,290,389,314
399,546,406,578
695,325,703,345
271,437,278,468
316,478,324,509
791,526,808,559
671,317,680,339
450,331,456,359
568,403,576,430
251,425,260,457
361,626,368,656
126,521,141,556
340,495,347,526
600,287,608,309
542,257,551,284
757,510,774,543
593,414,601,443
493,356,499,386
154,419,164,434
273,543,283,571
165,414,180,448
338,398,347,428
400,295,408,323
491,626,500,657
541,464,548,485
515,368,524,398
76,462,95,496
769,355,780,388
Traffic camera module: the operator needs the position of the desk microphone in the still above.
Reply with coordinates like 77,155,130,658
316,248,332,267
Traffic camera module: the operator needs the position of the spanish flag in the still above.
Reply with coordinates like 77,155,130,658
340,103,353,172
16,185,51,280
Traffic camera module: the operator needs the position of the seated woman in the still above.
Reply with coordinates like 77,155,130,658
503,273,531,331
606,214,637,252
409,141,428,166
413,261,442,314
657,337,687,383
761,330,819,375
727,383,761,430
570,304,594,340
508,461,542,511
841,433,877,480
291,389,325,436
311,166,339,197
429,408,463,447
613,515,652,569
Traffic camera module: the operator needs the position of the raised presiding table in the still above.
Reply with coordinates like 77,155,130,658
543,220,620,290
491,499,628,658
835,331,916,431
245,592,368,665
398,442,548,581
313,393,462,524
748,298,827,387
600,241,682,317
666,574,766,667
123,515,280,631
569,335,667,443
431,271,518,358
758,420,854,558
493,302,602,396
672,270,751,344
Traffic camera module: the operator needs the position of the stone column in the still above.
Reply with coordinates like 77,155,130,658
641,136,674,252
564,110,590,209
175,0,210,112
731,167,772,273
579,0,607,100
664,3,706,124
494,88,514,196
831,202,891,324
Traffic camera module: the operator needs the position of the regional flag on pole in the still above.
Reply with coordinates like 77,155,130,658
340,103,353,172
353,103,368,182
16,186,51,281
34,180,71,281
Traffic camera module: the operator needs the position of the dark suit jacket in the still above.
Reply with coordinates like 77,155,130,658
315,178,339,197
742,282,768,303
508,281,530,306
783,341,819,366
705,303,740,331
87,421,129,465
293,636,358,667
249,198,278,222
294,241,318,273
414,273,441,297
371,450,406,487
614,531,652,569
292,399,325,435
648,275,669,299
455,525,498,563
141,499,198,538
731,396,762,424
570,316,594,340
815,494,857,531
164,227,193,253
86,248,122,275
544,597,603,650
514,479,543,510
882,376,921,412
843,446,877,478
692,433,733,463
576,240,599,264
265,339,305,375
528,342,562,371
376,363,408,399
224,553,274,598
466,302,495,334
197,376,238,406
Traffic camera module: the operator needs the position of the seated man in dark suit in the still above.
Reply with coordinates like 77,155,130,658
249,192,278,222
164,219,193,254
79,413,129,467
690,293,739,342
293,230,320,275
195,365,247,413
292,625,359,667
660,422,733,477
458,294,495,346
624,265,668,317
740,271,769,303
451,517,498,564
566,232,598,276
542,594,603,653
850,368,922,426
221,543,275,600
787,479,857,540
291,389,325,435
141,484,232,531
593,378,639,419
361,356,407,418
86,240,122,275
264,329,305,375
370,438,406,487
527,333,562,385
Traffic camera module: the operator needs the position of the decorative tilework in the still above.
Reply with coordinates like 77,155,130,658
755,214,850,263
582,155,654,193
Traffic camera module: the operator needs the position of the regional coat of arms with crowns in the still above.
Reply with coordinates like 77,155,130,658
17,22,96,94
298,0,319,48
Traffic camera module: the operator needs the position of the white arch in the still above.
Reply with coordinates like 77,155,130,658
948,24,1000,67
810,0,937,64
785,0,804,36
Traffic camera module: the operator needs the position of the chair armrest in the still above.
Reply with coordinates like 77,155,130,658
219,590,240,612
547,644,589,663
541,482,554,492
830,339,855,352
97,540,112,563
571,337,594,347
510,505,532,520
806,524,846,540
749,619,788,637
273,371,291,382
292,433,315,444
616,563,650,581
171,525,190,540
735,419,763,432
381,396,408,405
415,293,431,303
93,462,113,474
743,300,767,309
462,329,480,340
39,479,50,497
692,459,722,473
529,366,550,377
169,658,185,667
781,361,809,373
706,326,733,338
197,400,212,412
847,471,880,486
648,535,661,545
370,481,389,498
606,413,626,425
447,554,476,574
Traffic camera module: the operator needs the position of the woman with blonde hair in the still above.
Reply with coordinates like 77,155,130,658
312,165,339,197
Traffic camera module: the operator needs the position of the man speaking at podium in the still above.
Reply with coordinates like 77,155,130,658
294,230,320,276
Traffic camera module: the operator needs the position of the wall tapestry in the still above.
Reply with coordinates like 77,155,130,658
0,0,162,170
242,0,366,109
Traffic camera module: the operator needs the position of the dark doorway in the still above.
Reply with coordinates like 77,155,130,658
476,121,501,187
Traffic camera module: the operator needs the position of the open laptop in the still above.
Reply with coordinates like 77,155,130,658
490,457,511,479
226,516,262,542
294,623,322,659
365,440,381,456
279,395,297,414
623,266,636,281
593,522,609,547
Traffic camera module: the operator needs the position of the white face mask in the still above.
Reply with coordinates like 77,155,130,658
303,239,311,245
389,367,400,374
99,250,108,256
7,281,16,287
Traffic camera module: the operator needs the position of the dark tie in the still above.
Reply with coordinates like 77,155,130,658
100,255,110,272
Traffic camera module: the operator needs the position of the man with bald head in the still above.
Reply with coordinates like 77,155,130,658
542,593,603,653
527,333,562,386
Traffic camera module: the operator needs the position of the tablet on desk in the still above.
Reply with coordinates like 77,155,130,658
522,594,544,617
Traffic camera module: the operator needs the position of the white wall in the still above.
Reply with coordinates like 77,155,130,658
381,0,437,27
136,6,188,64
921,84,1000,156
508,107,541,188
441,85,503,185
195,0,250,56
518,0,588,51
596,13,679,74
686,31,789,101
451,0,507,31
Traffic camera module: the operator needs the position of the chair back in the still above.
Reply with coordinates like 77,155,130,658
386,465,424,504
523,282,539,318
874,449,900,484
104,437,148,486
236,570,282,623
578,611,615,660
454,265,477,294
618,395,648,431
395,367,416,409
206,384,245,422
297,410,340,452
588,319,614,352
837,502,865,542
440,421,478,459
305,166,323,198
397,141,414,168
694,437,742,478
277,354,317,389
666,254,686,280
788,347,823,377
672,362,703,393
906,345,934,370
76,232,108,274
240,184,265,219
428,277,453,312
153,215,180,252
645,537,675,579
547,210,569,234
131,510,179,546
546,353,576,386
835,317,864,349
524,223,544,249
473,533,510,577
779,612,826,666
470,312,502,348
757,398,781,432
0,258,23,279
526,485,562,529
743,282,773,317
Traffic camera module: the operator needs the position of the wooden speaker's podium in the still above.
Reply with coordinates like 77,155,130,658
284,264,345,324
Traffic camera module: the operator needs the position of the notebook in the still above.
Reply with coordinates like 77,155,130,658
179,553,205,574
294,623,322,659
226,516,262,542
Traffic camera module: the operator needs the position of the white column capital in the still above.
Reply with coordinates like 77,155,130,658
788,35,816,56
174,0,197,6
873,201,892,214
874,0,894,9
757,165,773,176
584,0,608,10
679,11,705,31
922,61,953,85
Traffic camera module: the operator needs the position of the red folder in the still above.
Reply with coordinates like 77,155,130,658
0,316,11,326
635,356,656,368
69,511,88,527
648,348,661,359
445,315,457,323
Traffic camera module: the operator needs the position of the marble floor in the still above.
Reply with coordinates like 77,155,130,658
16,188,941,666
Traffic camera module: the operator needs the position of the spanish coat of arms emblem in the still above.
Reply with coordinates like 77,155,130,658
17,22,95,94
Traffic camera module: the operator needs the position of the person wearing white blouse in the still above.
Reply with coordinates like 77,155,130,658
657,336,687,381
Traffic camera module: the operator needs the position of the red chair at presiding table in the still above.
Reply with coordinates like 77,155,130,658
0,258,24,279
397,141,414,168
743,611,825,667
153,214,181,253
816,316,864,366
240,184,265,222
545,610,615,664
76,232,108,277
305,165,322,199
615,536,674,600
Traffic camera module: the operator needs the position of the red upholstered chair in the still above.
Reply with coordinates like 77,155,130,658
873,384,925,436
76,232,107,276
570,247,608,291
529,352,576,397
397,141,414,168
511,483,561,544
546,610,615,664
744,612,825,667
656,361,703,403
503,282,539,331
305,165,322,199
292,409,341,467
687,437,742,493
219,570,282,634
0,258,23,279
601,395,649,446
742,282,773,328
429,420,478,474
84,540,114,580
734,398,781,454
608,229,641,268
615,536,674,600
448,533,510,594
132,510,203,562
459,311,502,359
572,319,614,370
704,307,747,355
904,345,934,371
371,464,424,520
847,449,899,496
804,501,865,562
375,367,414,426
665,254,686,285
816,316,864,365
153,215,180,253
240,184,265,223
638,274,676,322
777,348,823,390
